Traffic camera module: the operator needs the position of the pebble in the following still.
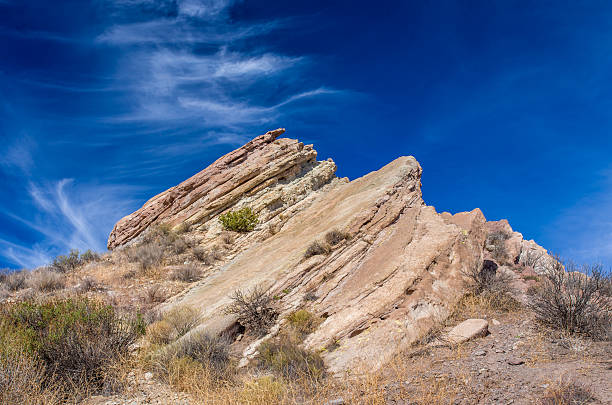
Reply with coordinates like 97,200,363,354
507,358,525,366
474,350,487,356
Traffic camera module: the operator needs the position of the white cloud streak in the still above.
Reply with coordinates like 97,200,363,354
1,180,142,268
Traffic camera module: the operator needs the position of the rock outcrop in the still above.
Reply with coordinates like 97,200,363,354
108,128,554,374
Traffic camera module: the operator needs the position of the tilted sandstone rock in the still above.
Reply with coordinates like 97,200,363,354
108,128,555,374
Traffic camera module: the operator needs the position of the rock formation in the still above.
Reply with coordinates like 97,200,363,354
108,128,554,374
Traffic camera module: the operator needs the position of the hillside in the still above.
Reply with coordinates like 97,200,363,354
0,129,609,405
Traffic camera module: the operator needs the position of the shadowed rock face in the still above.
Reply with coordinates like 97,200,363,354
108,128,553,374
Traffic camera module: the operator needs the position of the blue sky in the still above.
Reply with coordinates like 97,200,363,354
1,0,611,269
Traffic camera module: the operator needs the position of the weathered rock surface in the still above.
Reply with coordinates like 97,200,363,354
108,128,340,249
447,319,490,344
108,128,555,375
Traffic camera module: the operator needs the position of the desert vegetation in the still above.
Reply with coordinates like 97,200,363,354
219,207,259,232
224,285,278,337
528,257,611,339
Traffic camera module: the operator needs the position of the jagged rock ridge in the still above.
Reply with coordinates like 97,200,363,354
108,128,554,374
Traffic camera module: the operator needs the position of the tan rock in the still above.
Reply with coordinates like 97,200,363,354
447,319,489,344
107,128,552,375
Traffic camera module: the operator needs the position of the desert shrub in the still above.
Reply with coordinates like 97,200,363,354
27,268,65,292
286,310,322,339
220,231,235,245
146,320,174,345
537,379,594,405
257,339,325,380
169,236,190,255
80,249,100,264
304,241,330,259
192,246,222,265
163,306,201,338
485,231,510,263
0,297,144,395
528,258,611,339
51,249,81,273
175,222,192,235
304,290,318,301
219,207,258,232
324,229,350,246
170,265,202,283
462,260,514,296
77,276,97,293
144,284,166,303
163,331,230,377
225,286,277,337
127,242,164,271
2,270,28,291
0,337,60,404
520,249,545,270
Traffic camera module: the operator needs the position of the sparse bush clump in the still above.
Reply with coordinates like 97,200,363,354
537,379,595,405
225,285,277,337
162,306,201,338
192,246,222,265
2,270,28,291
80,249,100,263
170,264,202,283
51,249,82,273
324,229,350,246
528,258,611,340
485,230,510,263
169,236,191,255
27,268,65,292
219,207,258,232
175,222,192,235
127,242,164,271
143,284,166,304
461,260,521,312
257,339,325,381
0,297,144,397
159,332,230,379
304,241,330,259
286,309,322,339
220,231,235,245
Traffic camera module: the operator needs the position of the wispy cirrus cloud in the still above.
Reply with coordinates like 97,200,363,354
0,0,345,269
0,180,142,268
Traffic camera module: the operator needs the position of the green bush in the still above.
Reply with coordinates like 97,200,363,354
0,297,144,393
51,249,81,273
219,207,258,232
257,339,325,380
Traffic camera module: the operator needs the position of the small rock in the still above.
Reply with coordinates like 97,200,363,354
144,372,153,380
447,319,489,344
507,358,524,365
492,319,501,326
473,350,487,356
495,349,505,353
325,399,344,405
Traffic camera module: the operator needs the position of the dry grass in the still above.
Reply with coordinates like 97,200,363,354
537,378,594,405
161,305,201,339
324,229,350,246
304,241,330,258
27,268,66,292
2,270,28,291
170,264,202,283
528,258,611,340
224,285,277,337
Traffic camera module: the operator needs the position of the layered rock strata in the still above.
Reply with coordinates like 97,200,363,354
108,128,554,374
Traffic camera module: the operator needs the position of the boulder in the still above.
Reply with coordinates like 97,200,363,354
447,319,490,344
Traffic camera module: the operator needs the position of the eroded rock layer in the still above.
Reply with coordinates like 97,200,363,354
109,128,554,374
